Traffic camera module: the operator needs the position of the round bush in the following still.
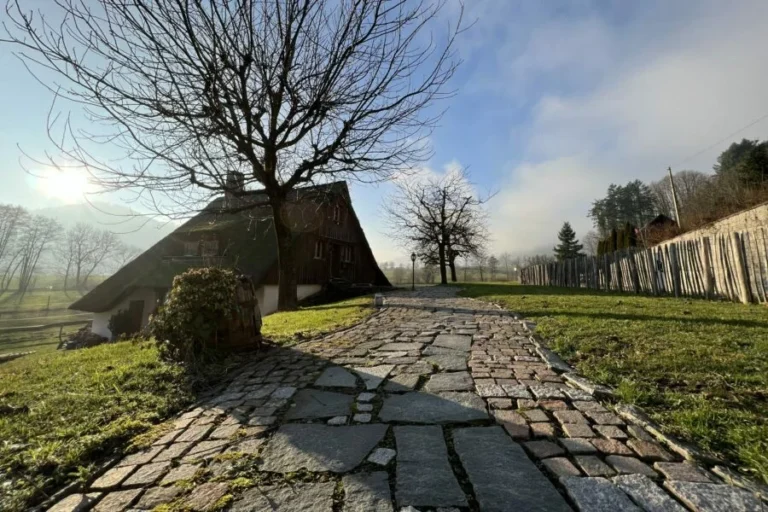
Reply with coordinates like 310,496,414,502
149,267,238,365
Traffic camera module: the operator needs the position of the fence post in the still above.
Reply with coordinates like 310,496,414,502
646,248,658,296
669,243,681,298
614,250,623,292
730,232,752,304
700,237,714,300
629,251,640,293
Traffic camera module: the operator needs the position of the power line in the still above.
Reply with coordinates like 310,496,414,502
674,111,768,168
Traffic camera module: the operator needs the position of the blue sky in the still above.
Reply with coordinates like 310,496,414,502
3,0,768,263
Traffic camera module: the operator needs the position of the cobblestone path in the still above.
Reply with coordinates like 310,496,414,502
52,288,764,512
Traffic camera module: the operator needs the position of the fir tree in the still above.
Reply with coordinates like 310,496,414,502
554,222,585,261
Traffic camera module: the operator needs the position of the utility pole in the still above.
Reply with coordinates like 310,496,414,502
668,167,682,229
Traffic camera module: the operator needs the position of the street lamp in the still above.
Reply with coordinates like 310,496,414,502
410,252,416,291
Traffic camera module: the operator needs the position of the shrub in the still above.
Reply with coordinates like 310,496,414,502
108,307,136,339
149,267,238,366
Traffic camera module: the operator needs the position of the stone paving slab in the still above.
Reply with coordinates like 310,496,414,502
260,423,387,473
284,389,353,419
230,482,335,511
353,365,395,390
433,334,472,351
562,476,641,511
453,426,571,512
663,480,763,512
614,474,686,512
379,391,488,423
314,366,358,388
424,353,468,371
343,472,394,512
424,371,474,392
394,426,466,508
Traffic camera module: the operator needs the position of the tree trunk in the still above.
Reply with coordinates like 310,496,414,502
448,256,457,282
438,243,447,284
270,197,299,311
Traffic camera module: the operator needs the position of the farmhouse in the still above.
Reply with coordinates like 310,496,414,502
70,179,390,339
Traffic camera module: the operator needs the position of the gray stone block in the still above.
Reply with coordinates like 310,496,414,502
613,474,686,512
561,476,641,511
379,392,488,423
453,426,571,511
260,424,387,473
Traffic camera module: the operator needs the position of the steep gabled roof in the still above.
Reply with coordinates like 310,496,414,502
70,181,388,312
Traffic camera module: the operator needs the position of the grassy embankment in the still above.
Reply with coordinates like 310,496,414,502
458,282,768,484
0,295,375,510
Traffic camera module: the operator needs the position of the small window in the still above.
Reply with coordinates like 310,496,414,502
314,240,324,259
332,205,342,224
183,241,198,256
201,240,219,257
341,245,353,263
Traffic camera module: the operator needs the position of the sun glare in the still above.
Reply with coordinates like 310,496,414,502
35,167,98,204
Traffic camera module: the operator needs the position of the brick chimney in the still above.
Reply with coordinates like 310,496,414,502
224,171,245,208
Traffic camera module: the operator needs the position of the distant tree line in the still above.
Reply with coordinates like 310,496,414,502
380,250,557,284
0,203,141,299
588,138,768,241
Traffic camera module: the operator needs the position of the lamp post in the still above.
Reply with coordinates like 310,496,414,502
410,252,416,291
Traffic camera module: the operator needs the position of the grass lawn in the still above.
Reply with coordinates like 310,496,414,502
457,282,768,484
0,325,85,355
0,294,375,510
0,342,193,511
262,295,375,344
0,290,84,311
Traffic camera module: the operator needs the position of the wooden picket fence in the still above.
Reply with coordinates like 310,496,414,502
520,228,768,304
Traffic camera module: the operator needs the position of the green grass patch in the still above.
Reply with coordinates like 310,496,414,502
0,325,84,355
0,341,195,511
0,293,377,510
0,290,87,312
262,295,374,344
457,282,768,484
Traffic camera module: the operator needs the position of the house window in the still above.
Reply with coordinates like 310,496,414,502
314,240,324,259
201,240,219,257
332,205,342,224
341,245,353,263
183,241,198,256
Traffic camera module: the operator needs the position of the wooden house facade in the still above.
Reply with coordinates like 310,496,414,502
70,180,390,339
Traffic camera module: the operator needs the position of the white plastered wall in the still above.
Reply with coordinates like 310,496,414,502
91,288,157,339
255,284,322,315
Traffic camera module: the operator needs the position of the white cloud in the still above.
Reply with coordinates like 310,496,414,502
489,0,768,257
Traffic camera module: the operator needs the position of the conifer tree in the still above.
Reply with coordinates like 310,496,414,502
554,222,585,261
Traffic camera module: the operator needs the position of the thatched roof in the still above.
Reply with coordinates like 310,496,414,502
70,181,388,312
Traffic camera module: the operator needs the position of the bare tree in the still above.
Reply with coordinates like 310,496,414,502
420,264,436,284
649,171,711,220
13,216,60,300
474,252,487,282
487,255,498,281
59,223,121,291
393,263,406,285
0,205,27,291
3,0,463,310
499,252,513,281
384,167,490,284
582,230,599,256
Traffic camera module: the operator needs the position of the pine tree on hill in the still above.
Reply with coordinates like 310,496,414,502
554,222,585,261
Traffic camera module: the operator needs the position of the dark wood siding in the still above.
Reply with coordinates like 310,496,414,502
260,197,380,286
